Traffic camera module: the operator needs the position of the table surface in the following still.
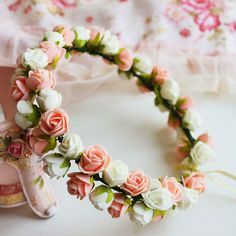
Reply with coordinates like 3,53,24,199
0,79,236,236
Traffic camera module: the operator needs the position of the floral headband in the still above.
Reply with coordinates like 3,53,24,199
7,24,221,226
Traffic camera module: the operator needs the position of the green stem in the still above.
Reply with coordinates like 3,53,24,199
66,45,195,146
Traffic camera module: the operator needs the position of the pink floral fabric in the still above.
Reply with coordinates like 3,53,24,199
1,0,236,101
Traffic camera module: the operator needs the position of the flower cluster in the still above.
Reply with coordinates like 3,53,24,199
8,24,215,225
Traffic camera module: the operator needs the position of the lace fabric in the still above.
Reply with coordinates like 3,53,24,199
1,0,236,103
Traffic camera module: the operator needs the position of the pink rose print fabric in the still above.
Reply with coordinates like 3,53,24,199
1,0,236,101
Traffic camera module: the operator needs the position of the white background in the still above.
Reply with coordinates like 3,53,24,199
0,79,236,236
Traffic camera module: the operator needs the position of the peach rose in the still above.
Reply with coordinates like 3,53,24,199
168,113,180,130
7,139,26,158
152,66,168,85
89,27,104,41
178,96,194,111
184,172,206,193
161,176,183,202
67,172,93,199
198,133,213,147
10,77,29,102
122,170,150,196
53,25,75,46
79,145,110,174
27,128,49,155
176,141,190,162
40,41,66,64
39,108,69,137
27,69,55,91
116,48,133,71
108,193,128,218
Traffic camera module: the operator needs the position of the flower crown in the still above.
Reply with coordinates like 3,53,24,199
8,25,214,226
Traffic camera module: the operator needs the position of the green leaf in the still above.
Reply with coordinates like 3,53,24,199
65,51,71,59
44,137,57,153
74,39,87,48
106,188,114,204
32,176,41,185
39,178,44,189
60,159,70,169
26,105,41,127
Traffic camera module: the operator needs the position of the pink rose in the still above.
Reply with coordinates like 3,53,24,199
194,12,221,32
27,128,49,155
7,139,26,158
53,25,75,46
116,48,133,71
40,41,66,64
184,172,206,193
176,140,190,162
161,176,183,202
122,170,150,196
39,108,69,137
27,69,56,91
182,0,213,13
152,66,168,85
79,145,111,174
197,133,213,147
178,96,194,111
67,172,93,199
10,77,29,102
108,193,128,218
89,27,104,41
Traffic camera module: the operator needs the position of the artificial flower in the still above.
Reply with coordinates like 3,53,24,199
79,145,110,174
142,179,174,211
67,172,93,199
22,48,48,70
37,89,62,112
129,202,153,226
58,133,84,159
108,193,129,218
122,170,150,196
160,79,180,105
89,185,114,211
103,160,129,187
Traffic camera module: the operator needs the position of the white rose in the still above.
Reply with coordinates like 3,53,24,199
58,134,84,159
73,26,90,48
89,185,114,211
133,56,152,75
22,48,48,70
17,100,33,115
73,26,91,41
103,160,129,187
37,89,62,112
179,187,199,209
142,179,174,211
129,202,153,226
190,141,214,165
183,109,202,131
43,153,70,177
100,31,120,55
44,31,65,47
160,79,180,104
15,112,32,129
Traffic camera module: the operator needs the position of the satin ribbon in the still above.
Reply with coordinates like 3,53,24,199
201,170,236,194
176,164,236,194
